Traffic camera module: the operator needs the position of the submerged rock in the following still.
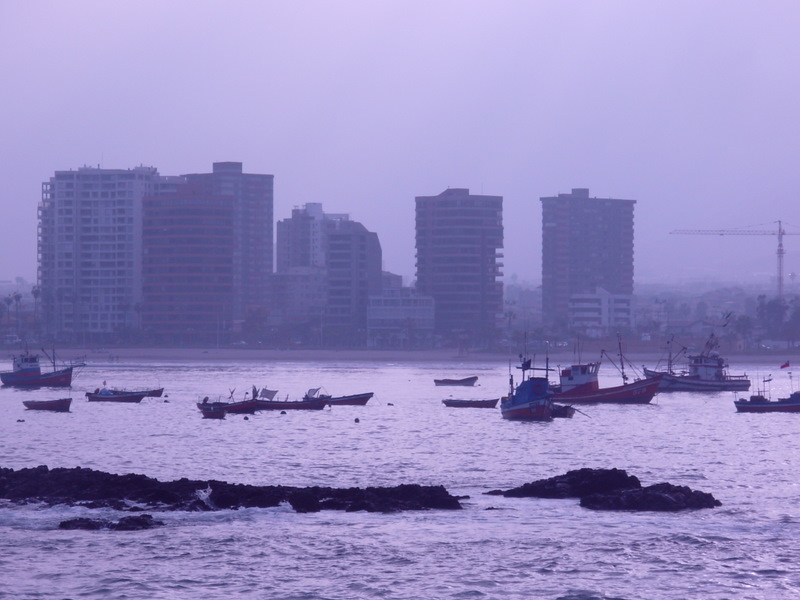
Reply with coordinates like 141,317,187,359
58,514,164,531
0,466,462,514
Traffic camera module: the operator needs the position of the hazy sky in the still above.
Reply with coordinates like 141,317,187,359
2,1,799,291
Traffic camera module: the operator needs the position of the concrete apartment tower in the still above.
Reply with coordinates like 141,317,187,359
183,162,274,329
275,203,382,346
540,188,635,333
38,165,179,341
415,188,503,346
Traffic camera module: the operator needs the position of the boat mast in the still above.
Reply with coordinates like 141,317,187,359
617,333,628,384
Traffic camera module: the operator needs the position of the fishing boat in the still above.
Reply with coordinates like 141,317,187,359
197,398,227,419
500,357,554,421
85,387,146,403
1,349,84,388
734,392,800,413
22,397,72,412
434,376,478,387
552,338,661,404
304,388,374,406
644,334,750,392
442,398,499,408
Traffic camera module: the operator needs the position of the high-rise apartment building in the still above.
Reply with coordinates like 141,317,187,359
415,188,503,345
38,165,179,340
183,162,274,327
274,203,382,345
141,183,234,344
540,188,635,331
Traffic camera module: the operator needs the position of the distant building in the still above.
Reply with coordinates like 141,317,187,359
141,183,234,344
415,188,503,346
274,203,382,346
367,288,435,349
541,188,635,333
183,162,274,330
38,165,179,341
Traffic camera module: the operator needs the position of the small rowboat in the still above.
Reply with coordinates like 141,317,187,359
304,388,374,406
142,388,164,398
442,398,498,408
434,376,478,387
85,389,146,403
197,400,227,419
22,398,72,412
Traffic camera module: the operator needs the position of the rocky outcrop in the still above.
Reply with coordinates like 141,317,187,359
487,468,640,499
580,482,721,511
486,468,720,512
0,466,462,514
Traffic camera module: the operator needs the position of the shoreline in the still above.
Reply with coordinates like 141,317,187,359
20,344,799,365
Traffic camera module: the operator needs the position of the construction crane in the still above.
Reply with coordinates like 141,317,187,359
670,220,798,300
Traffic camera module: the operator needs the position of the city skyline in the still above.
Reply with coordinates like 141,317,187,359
2,2,800,289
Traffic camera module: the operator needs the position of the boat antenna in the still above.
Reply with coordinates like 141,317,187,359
617,333,629,384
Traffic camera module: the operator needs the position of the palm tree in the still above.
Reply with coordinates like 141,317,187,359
12,292,21,331
31,286,40,325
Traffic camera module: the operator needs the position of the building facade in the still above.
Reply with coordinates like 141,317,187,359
540,188,635,332
140,183,234,344
415,188,503,346
274,203,382,346
183,162,274,330
38,165,179,341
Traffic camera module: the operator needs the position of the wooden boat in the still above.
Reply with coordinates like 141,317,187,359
500,357,554,421
197,399,227,419
552,404,576,418
142,388,164,397
644,334,750,392
22,397,72,412
434,376,478,387
442,398,498,408
1,350,84,388
85,388,146,403
304,388,374,406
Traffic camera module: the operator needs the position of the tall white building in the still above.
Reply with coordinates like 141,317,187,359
38,166,178,340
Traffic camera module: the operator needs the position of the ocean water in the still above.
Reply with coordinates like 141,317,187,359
1,355,799,600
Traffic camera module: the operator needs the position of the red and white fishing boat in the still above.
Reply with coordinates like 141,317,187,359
552,338,661,404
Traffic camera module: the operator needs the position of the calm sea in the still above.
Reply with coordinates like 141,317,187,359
1,355,799,600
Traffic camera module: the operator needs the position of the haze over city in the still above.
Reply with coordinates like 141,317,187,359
2,1,799,289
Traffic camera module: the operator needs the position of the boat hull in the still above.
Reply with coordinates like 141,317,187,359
85,391,146,403
556,377,661,404
442,398,498,408
434,376,478,387
197,402,227,418
22,398,72,412
323,392,374,406
254,398,327,410
1,366,74,388
500,397,552,421
644,368,751,392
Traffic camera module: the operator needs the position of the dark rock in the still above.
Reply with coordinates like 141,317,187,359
59,517,108,530
580,482,722,511
0,466,462,514
487,468,640,498
111,514,164,530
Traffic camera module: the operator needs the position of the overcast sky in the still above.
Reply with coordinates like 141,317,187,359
2,1,799,292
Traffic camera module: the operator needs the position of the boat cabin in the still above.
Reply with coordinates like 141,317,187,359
11,352,42,375
559,362,600,393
